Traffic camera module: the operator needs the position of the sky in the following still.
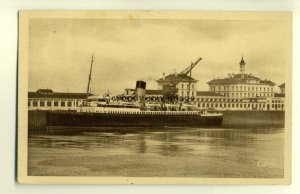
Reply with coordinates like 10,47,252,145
28,16,290,95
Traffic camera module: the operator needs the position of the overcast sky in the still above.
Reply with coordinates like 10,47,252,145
28,17,290,95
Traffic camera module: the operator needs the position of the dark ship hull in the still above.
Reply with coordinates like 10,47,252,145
46,111,223,128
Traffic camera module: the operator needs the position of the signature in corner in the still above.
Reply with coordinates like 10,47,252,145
257,160,271,168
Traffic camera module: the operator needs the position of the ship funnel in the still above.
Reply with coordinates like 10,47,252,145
136,80,146,107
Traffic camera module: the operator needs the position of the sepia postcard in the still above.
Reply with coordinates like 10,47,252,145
18,11,292,184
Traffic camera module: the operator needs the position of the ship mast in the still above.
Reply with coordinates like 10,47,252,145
86,54,94,99
188,63,192,102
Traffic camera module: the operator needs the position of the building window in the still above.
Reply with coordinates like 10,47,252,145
61,101,65,107
216,104,218,108
33,101,38,107
182,84,184,89
224,104,227,108
182,91,184,96
68,101,72,107
54,102,59,107
232,86,234,91
240,104,242,108
28,101,31,107
47,102,51,107
192,84,194,90
186,91,189,96
40,101,45,107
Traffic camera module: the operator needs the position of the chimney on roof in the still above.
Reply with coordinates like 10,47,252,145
162,72,165,80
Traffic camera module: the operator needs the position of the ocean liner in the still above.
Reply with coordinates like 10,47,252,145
45,80,223,128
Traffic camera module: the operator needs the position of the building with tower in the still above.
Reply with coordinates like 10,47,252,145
207,57,276,98
200,57,284,111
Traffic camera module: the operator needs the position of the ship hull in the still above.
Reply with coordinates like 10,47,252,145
45,111,223,128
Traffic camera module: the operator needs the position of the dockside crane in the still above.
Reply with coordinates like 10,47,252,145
179,57,202,76
163,57,202,102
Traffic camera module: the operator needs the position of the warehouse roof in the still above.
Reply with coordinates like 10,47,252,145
157,73,198,82
207,73,275,86
28,89,91,99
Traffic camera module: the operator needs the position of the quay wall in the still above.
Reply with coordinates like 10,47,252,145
221,110,285,128
28,110,47,130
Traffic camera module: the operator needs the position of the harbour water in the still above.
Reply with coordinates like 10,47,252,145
28,126,284,178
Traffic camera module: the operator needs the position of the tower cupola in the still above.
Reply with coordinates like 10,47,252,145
239,56,246,74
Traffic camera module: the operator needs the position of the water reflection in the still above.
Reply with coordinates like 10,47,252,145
29,127,283,153
28,127,284,177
